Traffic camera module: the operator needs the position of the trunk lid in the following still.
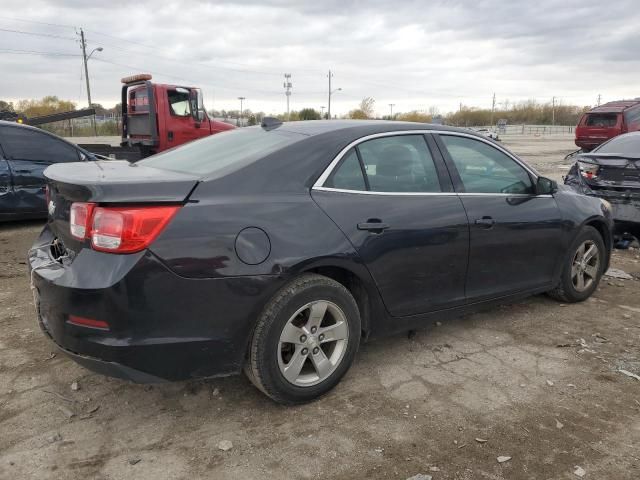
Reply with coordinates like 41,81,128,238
44,160,199,253
578,153,640,189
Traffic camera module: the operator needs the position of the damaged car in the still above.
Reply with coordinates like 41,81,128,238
565,132,640,244
30,120,613,404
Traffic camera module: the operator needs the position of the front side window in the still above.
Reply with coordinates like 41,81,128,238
440,135,534,194
0,127,80,163
168,88,191,117
624,107,640,129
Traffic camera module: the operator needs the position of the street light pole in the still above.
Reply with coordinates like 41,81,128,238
79,28,102,136
389,103,395,119
238,97,245,126
327,70,333,120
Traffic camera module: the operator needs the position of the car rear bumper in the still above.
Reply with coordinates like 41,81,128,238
29,226,284,382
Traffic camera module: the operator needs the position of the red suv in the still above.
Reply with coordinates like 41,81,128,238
575,100,640,151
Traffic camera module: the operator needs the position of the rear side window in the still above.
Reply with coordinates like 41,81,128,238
324,135,442,193
128,88,149,113
0,126,80,162
325,149,366,191
441,135,534,194
585,113,618,127
139,127,304,177
595,134,640,156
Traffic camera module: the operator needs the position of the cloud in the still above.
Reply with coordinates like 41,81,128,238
0,0,638,115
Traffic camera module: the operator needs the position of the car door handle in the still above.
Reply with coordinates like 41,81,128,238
357,220,390,233
474,216,495,228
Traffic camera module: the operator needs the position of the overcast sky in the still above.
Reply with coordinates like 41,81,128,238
1,0,639,116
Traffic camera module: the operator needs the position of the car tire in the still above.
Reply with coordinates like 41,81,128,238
245,273,361,404
547,226,606,303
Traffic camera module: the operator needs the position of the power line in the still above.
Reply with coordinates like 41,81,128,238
0,27,76,41
0,48,80,57
0,15,76,29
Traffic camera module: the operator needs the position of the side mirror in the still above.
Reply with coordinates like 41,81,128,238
189,88,206,123
536,176,557,195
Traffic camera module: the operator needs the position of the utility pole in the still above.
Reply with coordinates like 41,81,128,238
327,70,341,120
283,73,292,121
327,70,333,120
492,93,496,123
552,96,556,126
238,97,245,127
389,103,395,119
597,94,601,106
79,28,97,136
320,106,325,119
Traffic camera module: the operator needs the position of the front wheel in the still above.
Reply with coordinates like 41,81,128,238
548,226,606,303
245,274,361,404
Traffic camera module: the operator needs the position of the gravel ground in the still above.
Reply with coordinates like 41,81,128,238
1,135,639,480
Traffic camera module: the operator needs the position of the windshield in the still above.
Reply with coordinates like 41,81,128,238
138,127,305,178
595,133,640,157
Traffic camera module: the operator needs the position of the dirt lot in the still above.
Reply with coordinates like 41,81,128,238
1,134,639,480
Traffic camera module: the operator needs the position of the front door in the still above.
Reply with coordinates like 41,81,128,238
312,133,469,317
0,125,82,216
435,133,565,300
0,157,14,219
166,87,204,148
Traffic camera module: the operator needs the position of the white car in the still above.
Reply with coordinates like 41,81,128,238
474,128,500,140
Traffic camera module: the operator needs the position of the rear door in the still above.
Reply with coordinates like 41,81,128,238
435,133,564,300
312,132,469,317
0,125,81,216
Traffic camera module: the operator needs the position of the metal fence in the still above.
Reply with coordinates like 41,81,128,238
484,124,574,135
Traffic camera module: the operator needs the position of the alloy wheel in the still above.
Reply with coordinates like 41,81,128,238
571,240,600,292
277,300,349,387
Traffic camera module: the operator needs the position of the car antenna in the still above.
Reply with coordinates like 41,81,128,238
261,117,283,130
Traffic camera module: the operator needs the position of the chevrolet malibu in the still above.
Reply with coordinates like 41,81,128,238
29,120,613,404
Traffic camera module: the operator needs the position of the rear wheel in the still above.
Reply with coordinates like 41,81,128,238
245,274,360,404
548,226,605,303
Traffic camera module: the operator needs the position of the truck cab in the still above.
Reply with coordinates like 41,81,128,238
121,74,235,157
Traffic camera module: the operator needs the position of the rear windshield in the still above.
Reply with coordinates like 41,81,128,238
595,134,640,156
585,113,618,127
139,127,304,178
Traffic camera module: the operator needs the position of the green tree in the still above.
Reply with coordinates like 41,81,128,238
396,111,432,123
298,108,321,120
16,96,76,118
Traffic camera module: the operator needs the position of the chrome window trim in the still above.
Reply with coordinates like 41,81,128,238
313,185,552,198
312,129,541,192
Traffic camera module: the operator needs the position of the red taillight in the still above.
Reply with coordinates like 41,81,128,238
70,202,179,253
67,315,110,330
70,202,96,239
90,205,180,253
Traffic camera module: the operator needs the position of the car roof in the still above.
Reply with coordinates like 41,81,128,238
276,119,471,137
0,120,89,154
588,100,640,114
